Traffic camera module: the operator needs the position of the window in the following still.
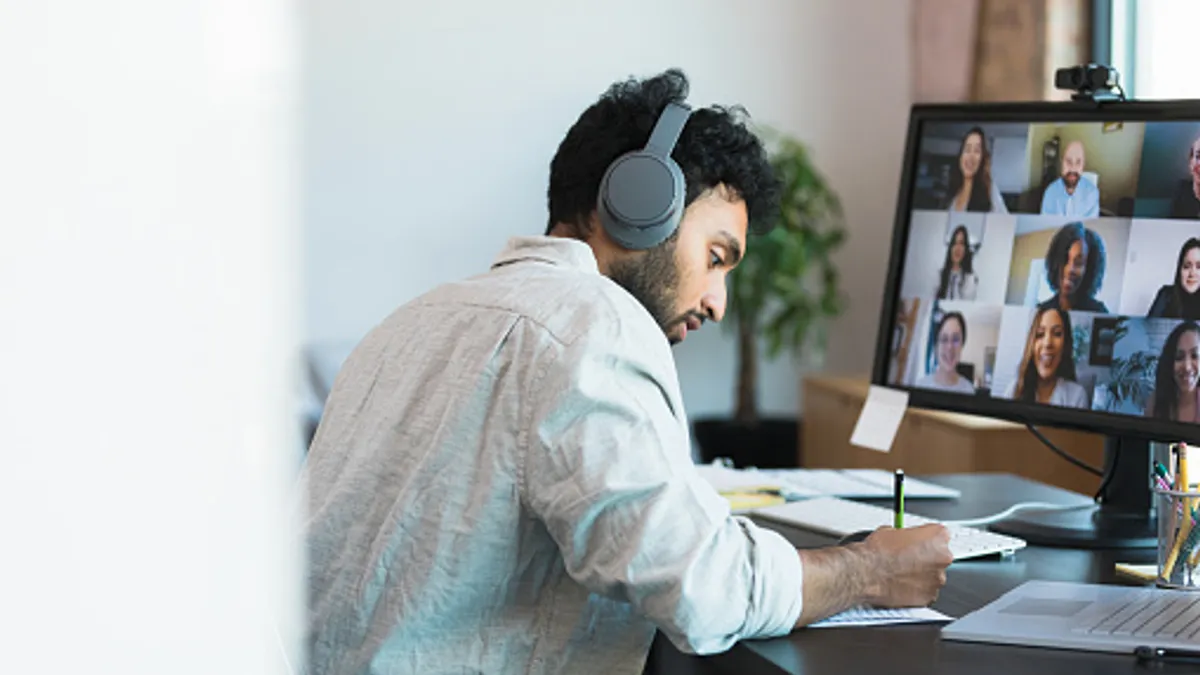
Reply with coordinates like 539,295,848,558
1103,0,1200,99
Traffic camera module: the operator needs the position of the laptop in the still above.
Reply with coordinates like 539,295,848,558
941,580,1200,654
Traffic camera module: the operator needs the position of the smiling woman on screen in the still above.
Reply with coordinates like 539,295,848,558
1146,321,1200,423
935,225,979,301
945,127,1008,214
916,312,975,393
1003,306,1089,408
1148,238,1200,320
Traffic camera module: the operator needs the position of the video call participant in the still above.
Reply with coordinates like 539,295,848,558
915,311,976,393
1170,135,1200,219
1040,140,1100,219
946,126,1008,214
1148,238,1200,319
1003,306,1089,408
298,70,953,675
935,225,978,300
1147,321,1200,423
1038,221,1109,313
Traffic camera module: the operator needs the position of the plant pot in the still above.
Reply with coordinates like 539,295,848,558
692,416,801,469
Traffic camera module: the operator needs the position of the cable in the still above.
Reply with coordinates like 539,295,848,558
1092,444,1120,502
942,501,1095,528
1025,422,1104,477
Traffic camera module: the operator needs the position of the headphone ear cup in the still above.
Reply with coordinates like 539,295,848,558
598,151,685,250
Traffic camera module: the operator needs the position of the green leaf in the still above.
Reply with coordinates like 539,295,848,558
725,125,847,373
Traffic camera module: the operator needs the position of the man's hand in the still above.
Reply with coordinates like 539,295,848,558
794,523,953,627
860,524,953,608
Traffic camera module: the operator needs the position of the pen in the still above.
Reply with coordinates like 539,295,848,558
1155,460,1173,483
1134,645,1200,664
894,469,905,529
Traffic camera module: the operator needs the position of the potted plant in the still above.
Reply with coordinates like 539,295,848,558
693,131,847,468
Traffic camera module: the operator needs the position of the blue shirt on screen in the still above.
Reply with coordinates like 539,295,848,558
1040,177,1100,218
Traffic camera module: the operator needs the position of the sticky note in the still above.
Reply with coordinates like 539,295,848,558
849,385,909,453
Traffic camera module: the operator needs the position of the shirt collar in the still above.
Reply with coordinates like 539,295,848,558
491,236,600,275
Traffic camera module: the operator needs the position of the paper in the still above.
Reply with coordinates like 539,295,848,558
694,463,782,493
849,385,909,452
809,605,954,628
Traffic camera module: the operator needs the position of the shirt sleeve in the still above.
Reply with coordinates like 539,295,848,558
519,333,804,655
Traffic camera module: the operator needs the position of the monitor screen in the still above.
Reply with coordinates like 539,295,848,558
874,102,1200,443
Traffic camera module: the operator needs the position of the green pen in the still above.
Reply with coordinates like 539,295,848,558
894,469,905,529
1155,460,1173,483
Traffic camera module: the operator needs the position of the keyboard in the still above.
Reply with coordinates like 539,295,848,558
753,496,1027,561
1075,592,1200,640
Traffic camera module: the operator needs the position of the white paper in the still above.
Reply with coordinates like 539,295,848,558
808,605,954,628
849,385,909,453
693,464,781,493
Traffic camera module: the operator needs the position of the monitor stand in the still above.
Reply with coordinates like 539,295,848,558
987,436,1158,549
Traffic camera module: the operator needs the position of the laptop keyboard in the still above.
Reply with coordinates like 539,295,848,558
1079,594,1200,640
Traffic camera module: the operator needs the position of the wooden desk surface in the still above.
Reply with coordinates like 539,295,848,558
645,474,1186,675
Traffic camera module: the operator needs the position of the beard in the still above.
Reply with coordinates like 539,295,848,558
607,237,685,342
1063,171,1080,190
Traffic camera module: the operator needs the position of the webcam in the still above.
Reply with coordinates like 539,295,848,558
1054,63,1125,102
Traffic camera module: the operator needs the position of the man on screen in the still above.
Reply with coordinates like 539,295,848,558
1040,140,1100,219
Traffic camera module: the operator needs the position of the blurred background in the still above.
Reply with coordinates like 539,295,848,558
3,0,1199,673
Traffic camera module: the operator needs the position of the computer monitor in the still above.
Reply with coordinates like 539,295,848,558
872,98,1200,550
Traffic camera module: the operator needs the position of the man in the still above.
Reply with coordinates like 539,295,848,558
300,68,952,675
1040,140,1100,218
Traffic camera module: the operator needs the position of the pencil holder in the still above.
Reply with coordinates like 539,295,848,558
1152,443,1200,590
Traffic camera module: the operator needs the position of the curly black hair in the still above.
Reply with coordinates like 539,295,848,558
1045,222,1106,300
545,68,780,237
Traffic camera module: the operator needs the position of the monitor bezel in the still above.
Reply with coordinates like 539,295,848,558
871,98,1200,445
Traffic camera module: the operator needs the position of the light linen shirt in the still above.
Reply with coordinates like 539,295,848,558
300,236,804,675
1040,177,1100,218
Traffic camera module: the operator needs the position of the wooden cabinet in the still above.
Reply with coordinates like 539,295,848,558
801,375,1105,497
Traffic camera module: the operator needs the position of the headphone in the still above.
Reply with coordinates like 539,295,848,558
597,101,692,250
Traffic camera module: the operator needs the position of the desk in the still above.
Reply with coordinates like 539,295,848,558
645,473,1187,675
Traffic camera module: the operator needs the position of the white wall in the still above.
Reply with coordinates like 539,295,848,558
0,1,301,673
302,0,914,423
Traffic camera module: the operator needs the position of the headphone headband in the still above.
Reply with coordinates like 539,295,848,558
645,102,691,158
